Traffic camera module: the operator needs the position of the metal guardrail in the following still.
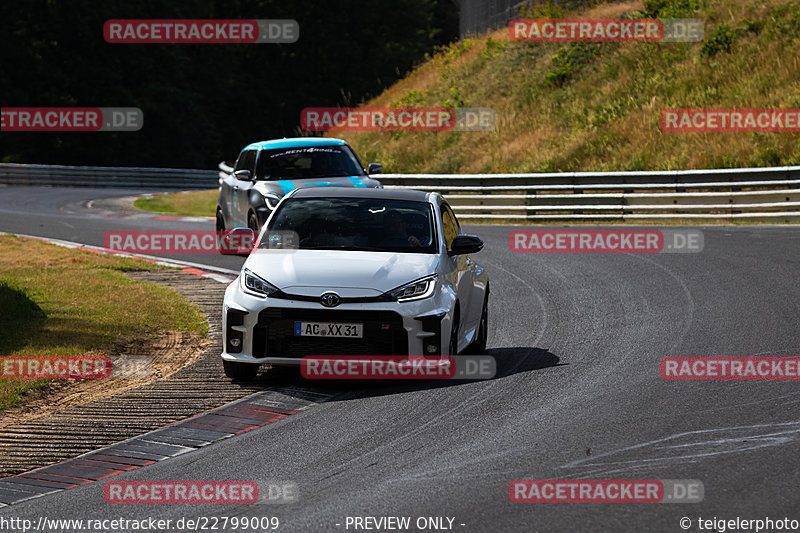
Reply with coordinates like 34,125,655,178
378,166,800,185
378,167,800,222
0,162,218,190
3,162,800,222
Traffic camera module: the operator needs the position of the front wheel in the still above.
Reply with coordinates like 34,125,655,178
216,211,227,254
470,296,488,354
223,360,259,381
448,311,460,356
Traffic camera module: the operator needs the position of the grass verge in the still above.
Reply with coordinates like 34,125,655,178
335,0,800,173
0,235,208,411
133,190,218,217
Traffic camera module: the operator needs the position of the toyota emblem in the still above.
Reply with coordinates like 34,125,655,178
320,292,340,307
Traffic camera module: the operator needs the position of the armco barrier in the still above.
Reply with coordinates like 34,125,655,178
3,162,800,222
0,162,218,190
378,167,800,222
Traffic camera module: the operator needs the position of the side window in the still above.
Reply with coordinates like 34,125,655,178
234,150,256,174
441,202,460,248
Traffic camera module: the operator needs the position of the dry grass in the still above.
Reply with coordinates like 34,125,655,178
0,235,207,411
333,0,800,173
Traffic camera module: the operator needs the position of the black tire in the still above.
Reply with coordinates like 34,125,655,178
216,210,225,232
247,212,259,234
470,295,489,354
448,310,460,356
223,360,259,381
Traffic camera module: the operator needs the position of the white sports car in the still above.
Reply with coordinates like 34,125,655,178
220,187,489,381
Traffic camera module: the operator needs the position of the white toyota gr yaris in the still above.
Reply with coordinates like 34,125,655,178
220,186,489,381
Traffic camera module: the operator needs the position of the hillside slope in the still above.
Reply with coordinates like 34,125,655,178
333,0,800,173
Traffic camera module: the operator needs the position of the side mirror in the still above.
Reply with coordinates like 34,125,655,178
367,163,383,175
233,169,252,181
219,228,256,255
448,235,484,256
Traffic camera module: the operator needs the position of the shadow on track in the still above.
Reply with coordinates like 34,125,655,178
236,346,562,402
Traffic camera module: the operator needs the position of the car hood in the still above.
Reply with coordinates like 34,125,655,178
253,175,379,197
243,249,439,297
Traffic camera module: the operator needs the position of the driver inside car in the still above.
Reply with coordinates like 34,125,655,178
380,210,421,247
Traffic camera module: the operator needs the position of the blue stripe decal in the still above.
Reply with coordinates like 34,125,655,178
348,177,368,188
277,180,296,194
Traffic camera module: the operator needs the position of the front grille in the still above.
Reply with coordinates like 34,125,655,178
253,309,407,358
269,290,393,304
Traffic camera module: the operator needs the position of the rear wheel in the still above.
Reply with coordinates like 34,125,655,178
216,210,225,232
247,212,259,234
223,360,259,381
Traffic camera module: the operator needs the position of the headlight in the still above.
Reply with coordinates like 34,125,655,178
387,274,437,302
240,268,278,297
264,193,281,210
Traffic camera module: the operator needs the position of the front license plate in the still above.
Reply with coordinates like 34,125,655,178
294,321,364,338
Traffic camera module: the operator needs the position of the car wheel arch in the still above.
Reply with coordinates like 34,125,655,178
449,303,461,356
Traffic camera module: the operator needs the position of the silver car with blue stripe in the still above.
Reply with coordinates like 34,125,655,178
216,137,383,235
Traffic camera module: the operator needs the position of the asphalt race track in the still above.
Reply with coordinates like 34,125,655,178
1,186,799,532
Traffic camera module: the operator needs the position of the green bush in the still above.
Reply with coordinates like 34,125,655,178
642,0,701,18
701,24,737,57
545,43,604,87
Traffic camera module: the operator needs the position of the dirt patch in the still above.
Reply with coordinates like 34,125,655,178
587,1,644,19
0,270,265,478
1,330,209,427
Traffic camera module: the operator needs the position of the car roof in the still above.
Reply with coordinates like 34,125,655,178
289,186,433,203
242,137,348,151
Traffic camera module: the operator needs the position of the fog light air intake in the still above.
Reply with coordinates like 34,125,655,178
416,312,445,356
226,307,247,354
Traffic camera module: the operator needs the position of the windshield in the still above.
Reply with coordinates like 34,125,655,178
266,197,437,253
256,146,365,180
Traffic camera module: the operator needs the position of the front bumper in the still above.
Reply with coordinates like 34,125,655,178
221,277,454,366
